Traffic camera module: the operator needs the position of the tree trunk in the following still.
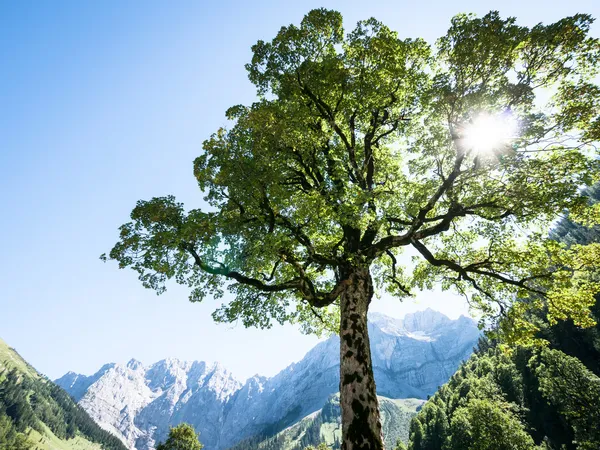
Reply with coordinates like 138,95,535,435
339,266,384,450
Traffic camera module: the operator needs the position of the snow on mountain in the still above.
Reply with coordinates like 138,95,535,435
56,310,480,450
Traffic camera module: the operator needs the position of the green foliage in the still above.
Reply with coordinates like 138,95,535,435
0,369,37,433
493,185,600,350
407,345,600,450
550,184,600,247
532,349,600,449
394,440,408,450
156,423,203,450
0,404,33,450
304,444,330,450
408,187,600,450
0,347,127,450
446,398,536,450
105,8,600,338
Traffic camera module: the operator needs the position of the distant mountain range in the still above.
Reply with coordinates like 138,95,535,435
55,309,480,450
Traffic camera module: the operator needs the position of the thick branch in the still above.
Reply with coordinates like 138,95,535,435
410,238,547,297
183,233,346,309
408,151,465,235
296,73,366,189
276,249,350,308
184,243,301,293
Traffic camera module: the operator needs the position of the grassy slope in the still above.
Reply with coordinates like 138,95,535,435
0,337,106,450
389,398,425,412
0,337,39,379
28,423,103,450
245,395,425,450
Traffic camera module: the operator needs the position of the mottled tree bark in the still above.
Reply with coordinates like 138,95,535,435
339,266,384,450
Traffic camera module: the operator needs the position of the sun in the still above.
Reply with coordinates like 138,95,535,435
462,112,518,153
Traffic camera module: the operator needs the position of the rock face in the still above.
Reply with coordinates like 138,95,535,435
369,311,480,398
57,359,241,449
55,362,116,401
56,309,480,450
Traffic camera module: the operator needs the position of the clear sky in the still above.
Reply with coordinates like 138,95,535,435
1,0,599,382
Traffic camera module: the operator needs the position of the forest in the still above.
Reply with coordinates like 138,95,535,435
407,185,600,450
0,348,127,450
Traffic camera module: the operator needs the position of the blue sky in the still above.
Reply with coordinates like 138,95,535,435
1,0,599,382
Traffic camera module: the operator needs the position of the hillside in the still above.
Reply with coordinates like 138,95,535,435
0,337,127,450
229,395,424,450
56,310,479,450
407,185,600,450
407,341,600,450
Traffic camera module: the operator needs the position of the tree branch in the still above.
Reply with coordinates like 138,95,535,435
183,243,302,293
296,73,366,188
410,238,547,297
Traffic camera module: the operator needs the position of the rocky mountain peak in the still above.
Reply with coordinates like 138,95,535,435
369,309,454,336
368,312,406,335
402,308,452,333
54,362,117,402
127,359,144,370
56,310,480,450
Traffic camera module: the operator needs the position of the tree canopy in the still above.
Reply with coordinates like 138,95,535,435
105,9,600,335
105,8,600,449
408,189,600,450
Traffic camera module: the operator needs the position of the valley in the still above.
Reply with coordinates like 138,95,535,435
54,310,479,450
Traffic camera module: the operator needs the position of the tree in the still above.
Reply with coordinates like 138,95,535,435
531,349,600,449
0,411,33,450
395,440,408,450
408,419,425,450
156,423,203,450
446,398,536,450
104,9,600,450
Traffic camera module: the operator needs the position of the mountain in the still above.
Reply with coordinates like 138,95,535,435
57,363,116,402
369,310,479,398
56,310,480,450
0,337,128,450
58,359,241,449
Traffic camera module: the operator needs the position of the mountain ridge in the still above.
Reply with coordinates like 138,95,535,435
56,309,480,450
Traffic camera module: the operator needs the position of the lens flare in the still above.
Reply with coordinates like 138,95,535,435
462,113,518,153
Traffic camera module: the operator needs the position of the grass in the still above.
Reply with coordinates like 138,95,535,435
390,398,426,412
0,337,40,379
319,421,342,447
1,337,104,450
28,424,103,450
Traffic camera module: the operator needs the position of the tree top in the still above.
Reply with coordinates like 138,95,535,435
104,9,600,337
